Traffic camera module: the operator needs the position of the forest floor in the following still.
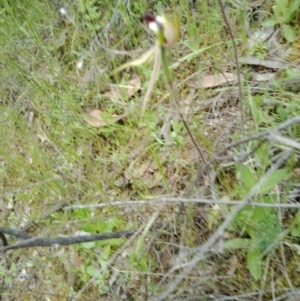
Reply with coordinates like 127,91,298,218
1,1,300,300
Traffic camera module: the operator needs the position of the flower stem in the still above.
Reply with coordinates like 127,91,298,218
159,43,206,163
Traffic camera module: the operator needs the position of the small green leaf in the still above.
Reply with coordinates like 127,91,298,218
86,265,98,276
251,207,281,251
249,95,264,125
247,247,262,280
281,24,297,42
256,143,271,169
284,0,300,23
99,244,111,262
236,163,256,192
259,168,288,194
2,0,13,14
246,227,259,241
275,0,289,18
262,18,278,27
234,205,252,229
82,241,96,249
224,238,251,250
291,211,300,237
72,208,90,219
96,237,125,248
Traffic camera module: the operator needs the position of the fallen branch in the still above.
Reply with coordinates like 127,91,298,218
0,229,136,252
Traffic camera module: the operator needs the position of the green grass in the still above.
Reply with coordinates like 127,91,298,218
1,0,300,300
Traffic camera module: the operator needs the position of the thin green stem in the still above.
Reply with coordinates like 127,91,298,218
159,44,205,164
160,46,173,86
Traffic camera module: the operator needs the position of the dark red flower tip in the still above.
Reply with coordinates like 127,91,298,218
141,13,156,24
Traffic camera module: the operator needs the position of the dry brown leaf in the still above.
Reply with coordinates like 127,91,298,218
239,57,289,69
252,72,277,81
247,26,274,50
186,72,238,89
124,151,168,188
83,109,127,127
125,159,163,189
103,76,141,100
126,77,142,97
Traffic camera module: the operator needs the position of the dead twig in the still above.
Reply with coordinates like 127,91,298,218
152,150,293,301
0,230,136,252
216,0,244,134
185,115,300,197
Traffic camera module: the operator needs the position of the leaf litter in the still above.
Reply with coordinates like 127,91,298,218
83,76,141,127
185,72,238,89
83,110,129,128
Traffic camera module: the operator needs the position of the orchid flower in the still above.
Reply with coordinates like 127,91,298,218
112,10,180,117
